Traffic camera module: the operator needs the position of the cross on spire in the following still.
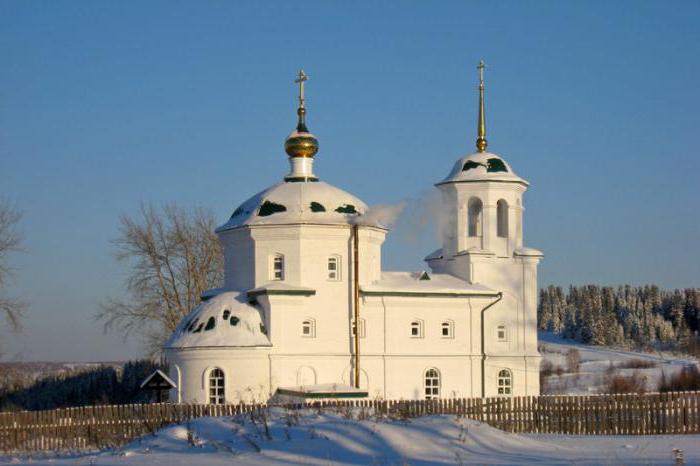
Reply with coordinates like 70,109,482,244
476,59,488,152
477,59,485,87
295,69,308,108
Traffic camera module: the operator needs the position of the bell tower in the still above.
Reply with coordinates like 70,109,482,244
428,60,536,283
426,61,543,396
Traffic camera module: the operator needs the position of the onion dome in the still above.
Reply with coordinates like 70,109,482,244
217,69,382,232
284,69,319,181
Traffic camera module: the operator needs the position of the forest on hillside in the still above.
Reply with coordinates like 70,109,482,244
538,285,700,356
0,360,162,411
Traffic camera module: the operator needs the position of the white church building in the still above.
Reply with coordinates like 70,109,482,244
164,63,543,404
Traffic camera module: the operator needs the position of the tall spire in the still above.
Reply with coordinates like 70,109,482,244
476,59,488,153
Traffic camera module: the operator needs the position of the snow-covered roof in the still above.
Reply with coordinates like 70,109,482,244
248,282,316,297
361,272,498,297
437,151,527,186
514,246,544,257
139,369,177,389
217,181,371,232
164,291,271,349
275,383,367,399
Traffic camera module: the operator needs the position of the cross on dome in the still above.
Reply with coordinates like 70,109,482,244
295,69,308,108
284,68,320,179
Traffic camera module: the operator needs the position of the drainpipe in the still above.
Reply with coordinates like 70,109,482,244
480,292,503,398
353,224,361,388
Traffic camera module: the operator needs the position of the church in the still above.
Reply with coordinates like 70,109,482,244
163,63,543,404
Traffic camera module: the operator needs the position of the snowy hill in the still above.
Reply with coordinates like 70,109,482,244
2,408,698,465
539,331,697,394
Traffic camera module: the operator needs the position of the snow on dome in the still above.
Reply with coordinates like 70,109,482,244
438,151,527,185
164,291,271,349
217,180,370,231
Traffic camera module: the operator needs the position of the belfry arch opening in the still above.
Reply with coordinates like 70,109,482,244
497,199,508,238
468,197,483,238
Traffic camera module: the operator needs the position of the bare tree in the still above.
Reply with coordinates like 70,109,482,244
98,204,224,353
0,200,24,331
565,348,581,373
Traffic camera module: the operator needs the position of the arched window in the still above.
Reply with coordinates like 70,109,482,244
497,199,509,238
352,318,366,338
410,320,424,338
297,366,317,386
441,320,454,338
497,369,512,395
327,255,340,280
208,368,225,405
271,254,284,280
468,198,483,237
301,318,316,337
424,368,440,399
497,325,507,341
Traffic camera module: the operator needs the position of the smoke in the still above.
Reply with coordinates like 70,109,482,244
355,189,447,243
393,189,446,244
355,202,407,229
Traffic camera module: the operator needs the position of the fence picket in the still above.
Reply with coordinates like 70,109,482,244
3,392,700,453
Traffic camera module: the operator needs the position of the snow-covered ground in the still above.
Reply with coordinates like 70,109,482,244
539,331,697,394
3,336,698,465
2,408,698,465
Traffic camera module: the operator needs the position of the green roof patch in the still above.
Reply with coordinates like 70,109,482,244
192,322,204,333
258,200,287,217
487,158,508,173
222,310,230,320
418,271,431,281
230,316,240,326
204,316,216,331
186,318,199,332
461,158,509,173
335,204,357,214
310,201,326,212
462,160,484,172
260,323,267,335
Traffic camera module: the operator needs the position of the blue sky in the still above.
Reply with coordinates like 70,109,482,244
1,0,698,361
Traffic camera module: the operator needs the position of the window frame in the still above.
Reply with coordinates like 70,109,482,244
440,320,455,339
327,255,341,281
271,253,285,281
301,318,316,338
497,369,513,396
208,368,225,405
497,325,507,342
424,368,441,400
351,317,366,339
410,320,424,338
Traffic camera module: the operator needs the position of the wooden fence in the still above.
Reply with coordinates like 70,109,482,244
1,391,699,453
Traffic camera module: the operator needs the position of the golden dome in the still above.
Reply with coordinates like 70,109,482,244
285,69,319,158
285,107,319,158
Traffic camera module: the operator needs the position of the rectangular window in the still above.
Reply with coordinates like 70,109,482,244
272,255,284,280
328,257,339,280
497,326,507,341
441,321,454,338
410,321,423,338
302,319,315,338
352,319,365,338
